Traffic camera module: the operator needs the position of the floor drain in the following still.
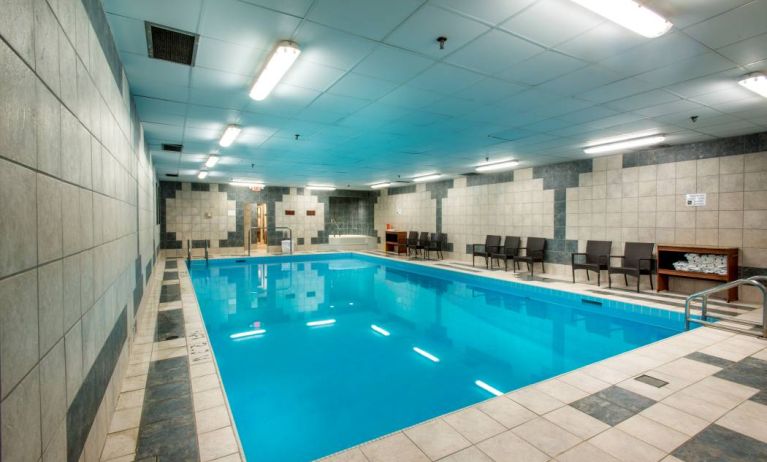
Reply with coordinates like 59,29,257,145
635,374,668,388
163,335,180,341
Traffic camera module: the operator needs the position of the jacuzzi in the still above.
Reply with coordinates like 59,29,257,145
327,234,377,250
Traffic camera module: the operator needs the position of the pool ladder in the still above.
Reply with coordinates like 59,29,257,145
186,239,209,267
247,226,293,256
684,275,767,337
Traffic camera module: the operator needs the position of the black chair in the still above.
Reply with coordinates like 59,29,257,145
426,233,446,260
405,231,419,257
571,240,612,286
415,232,430,259
472,235,502,268
513,237,546,276
608,242,656,292
490,236,521,271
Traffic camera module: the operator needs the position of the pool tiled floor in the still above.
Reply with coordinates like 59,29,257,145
102,254,766,461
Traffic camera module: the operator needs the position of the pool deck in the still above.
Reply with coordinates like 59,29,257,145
100,252,767,462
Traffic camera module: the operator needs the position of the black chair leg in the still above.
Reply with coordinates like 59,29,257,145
586,270,590,281
608,272,612,288
541,261,545,273
472,255,475,267
597,271,601,287
649,273,654,290
624,274,628,286
637,274,640,293
572,268,575,283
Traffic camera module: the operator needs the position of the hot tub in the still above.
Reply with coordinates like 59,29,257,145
328,234,376,249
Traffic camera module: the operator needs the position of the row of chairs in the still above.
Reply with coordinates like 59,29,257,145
471,235,656,292
406,232,447,260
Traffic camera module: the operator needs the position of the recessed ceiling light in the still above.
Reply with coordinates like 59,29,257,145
219,125,242,147
570,0,672,38
197,171,208,179
230,179,265,188
476,160,519,173
739,73,767,98
250,41,301,101
370,182,391,189
584,134,666,154
412,173,442,183
205,155,220,168
306,184,336,191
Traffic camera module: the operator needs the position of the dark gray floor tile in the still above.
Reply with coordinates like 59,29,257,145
145,380,191,404
159,284,181,303
147,357,189,387
570,395,636,426
141,396,195,425
165,260,177,269
749,390,767,405
672,424,767,462
136,414,198,461
163,271,178,281
635,374,668,388
687,352,735,369
597,386,656,413
715,357,767,390
156,308,185,341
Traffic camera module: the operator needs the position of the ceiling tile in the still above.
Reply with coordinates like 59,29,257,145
239,0,314,17
717,33,767,67
199,0,301,47
293,22,378,70
454,78,526,103
683,1,767,49
376,85,444,109
195,37,267,75
500,0,602,47
327,73,399,100
281,60,346,91
643,0,752,29
407,63,484,95
103,0,203,32
635,52,736,87
308,93,370,116
246,83,321,116
385,5,490,59
605,90,681,112
599,32,709,77
555,22,647,63
577,77,658,103
188,67,250,109
306,0,422,40
105,14,147,55
429,0,535,25
500,51,588,85
353,46,434,83
445,29,544,74
538,65,624,96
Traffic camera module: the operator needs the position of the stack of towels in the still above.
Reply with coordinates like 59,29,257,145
673,253,727,275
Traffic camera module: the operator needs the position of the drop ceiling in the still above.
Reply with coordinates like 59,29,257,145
103,0,767,187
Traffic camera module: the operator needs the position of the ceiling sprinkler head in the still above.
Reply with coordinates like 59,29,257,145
437,36,447,50
690,115,699,123
295,134,300,140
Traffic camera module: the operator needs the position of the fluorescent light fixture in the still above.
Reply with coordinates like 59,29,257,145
229,329,266,339
306,319,336,327
476,160,519,173
413,347,440,362
230,181,265,188
739,73,767,98
570,0,672,38
371,182,391,189
584,134,666,154
205,155,220,168
250,41,301,101
197,171,208,179
219,125,242,147
412,173,442,183
306,184,336,191
370,324,390,336
475,380,504,396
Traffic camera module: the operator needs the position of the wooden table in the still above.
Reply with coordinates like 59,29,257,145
385,231,408,255
656,245,739,301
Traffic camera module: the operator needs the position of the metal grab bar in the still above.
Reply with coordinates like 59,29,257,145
186,239,209,266
684,276,767,337
247,226,293,256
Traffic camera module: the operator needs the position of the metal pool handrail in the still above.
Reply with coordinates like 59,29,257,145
684,276,767,337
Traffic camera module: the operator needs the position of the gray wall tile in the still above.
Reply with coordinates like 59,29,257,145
38,260,64,357
37,174,64,264
80,249,94,315
0,366,42,462
61,182,81,255
33,0,61,95
79,188,93,248
0,0,36,65
36,84,62,177
62,254,81,331
60,107,82,184
0,159,38,278
40,339,67,450
64,320,82,406
58,28,78,112
0,269,39,399
0,40,38,169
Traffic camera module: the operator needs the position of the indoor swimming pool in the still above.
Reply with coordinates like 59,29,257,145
189,254,688,461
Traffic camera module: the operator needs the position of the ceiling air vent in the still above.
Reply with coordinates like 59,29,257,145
146,22,198,66
161,143,183,152
165,173,179,178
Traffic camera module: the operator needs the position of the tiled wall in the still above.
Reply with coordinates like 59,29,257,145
0,1,157,462
373,133,767,299
159,182,377,252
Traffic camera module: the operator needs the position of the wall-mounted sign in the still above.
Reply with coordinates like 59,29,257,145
285,210,295,216
306,210,316,216
686,193,706,207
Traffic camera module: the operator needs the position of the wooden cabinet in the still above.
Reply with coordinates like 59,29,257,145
385,231,407,255
656,245,739,301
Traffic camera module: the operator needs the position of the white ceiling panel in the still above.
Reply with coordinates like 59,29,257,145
306,0,423,40
644,0,752,29
500,0,602,47
106,15,147,55
500,51,588,85
445,29,545,74
280,60,346,92
717,33,767,67
293,22,378,70
429,0,536,25
376,85,444,109
599,32,709,77
636,52,736,87
605,90,682,112
577,77,658,104
353,46,435,83
385,5,490,58
327,73,398,100
454,78,526,104
683,1,767,49
240,0,314,17
103,0,203,32
407,63,484,95
555,22,647,63
194,37,268,76
199,0,301,47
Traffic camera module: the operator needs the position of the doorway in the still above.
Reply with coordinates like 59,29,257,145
244,202,268,252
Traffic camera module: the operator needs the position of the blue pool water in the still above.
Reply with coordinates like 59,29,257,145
189,254,685,461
